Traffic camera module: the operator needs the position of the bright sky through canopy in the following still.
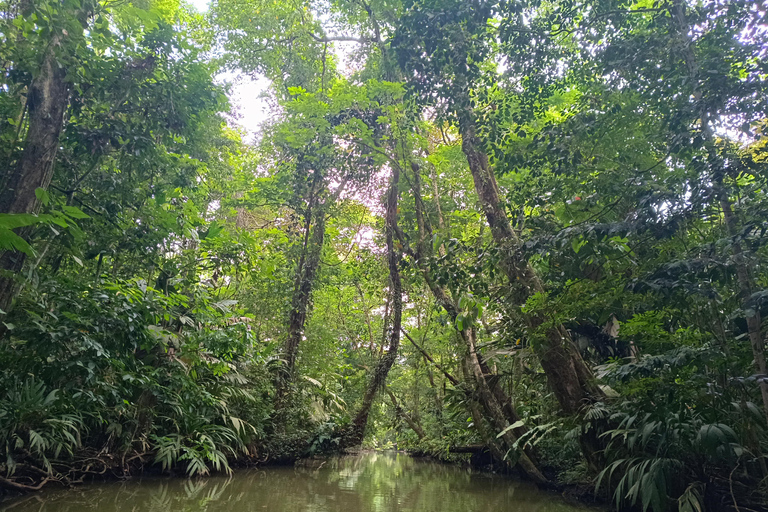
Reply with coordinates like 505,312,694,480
188,0,271,140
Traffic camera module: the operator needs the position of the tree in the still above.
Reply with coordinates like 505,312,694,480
0,0,96,312
392,0,602,418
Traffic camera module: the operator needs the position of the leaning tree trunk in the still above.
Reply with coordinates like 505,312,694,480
0,32,70,314
457,112,603,415
459,355,509,466
401,161,546,482
461,326,547,482
342,163,403,447
386,388,426,440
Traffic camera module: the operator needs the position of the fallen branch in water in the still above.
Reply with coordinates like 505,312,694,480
0,475,51,492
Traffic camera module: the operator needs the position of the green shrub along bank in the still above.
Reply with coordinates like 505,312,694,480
1,279,259,482
0,277,357,489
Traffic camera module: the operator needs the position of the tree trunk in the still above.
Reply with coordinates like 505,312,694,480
461,327,546,482
457,112,603,415
343,163,403,447
721,197,768,425
459,355,514,470
670,0,768,424
386,388,426,440
401,162,546,482
275,172,350,407
282,206,326,378
0,32,70,314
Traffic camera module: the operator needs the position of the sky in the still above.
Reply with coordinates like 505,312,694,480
188,0,209,13
187,0,272,141
223,74,272,141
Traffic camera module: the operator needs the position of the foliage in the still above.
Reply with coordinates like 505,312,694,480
0,277,266,476
1,0,767,509
591,346,767,511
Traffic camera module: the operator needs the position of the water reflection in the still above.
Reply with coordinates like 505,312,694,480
1,452,594,512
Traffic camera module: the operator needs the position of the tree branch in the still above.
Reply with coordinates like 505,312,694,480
401,327,460,386
308,33,370,44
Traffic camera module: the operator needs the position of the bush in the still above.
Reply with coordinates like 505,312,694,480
591,346,767,511
0,277,271,477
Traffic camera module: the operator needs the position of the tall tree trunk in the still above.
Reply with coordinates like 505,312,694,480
410,161,527,436
343,163,403,447
670,0,768,424
283,207,326,377
0,33,70,314
275,206,327,405
275,170,350,408
457,112,603,415
429,168,447,257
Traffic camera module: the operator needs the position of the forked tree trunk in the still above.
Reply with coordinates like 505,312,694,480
0,33,70,314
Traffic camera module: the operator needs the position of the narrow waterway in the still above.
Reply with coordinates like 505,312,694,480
1,452,598,512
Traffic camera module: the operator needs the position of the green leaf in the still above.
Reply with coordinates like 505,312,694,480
61,205,90,219
0,213,52,230
35,188,50,206
0,228,34,256
496,420,525,438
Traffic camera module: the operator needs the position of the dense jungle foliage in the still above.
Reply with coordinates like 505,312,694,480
0,0,767,510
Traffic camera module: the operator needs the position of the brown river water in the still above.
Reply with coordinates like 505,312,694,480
1,452,600,512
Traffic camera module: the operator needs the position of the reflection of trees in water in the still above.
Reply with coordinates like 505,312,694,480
1,454,589,512
1,477,237,512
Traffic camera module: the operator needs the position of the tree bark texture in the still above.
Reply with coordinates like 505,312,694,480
343,163,403,447
283,208,326,377
274,168,329,408
0,33,70,314
275,169,354,408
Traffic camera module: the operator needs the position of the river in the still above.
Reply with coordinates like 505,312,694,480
1,452,599,511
